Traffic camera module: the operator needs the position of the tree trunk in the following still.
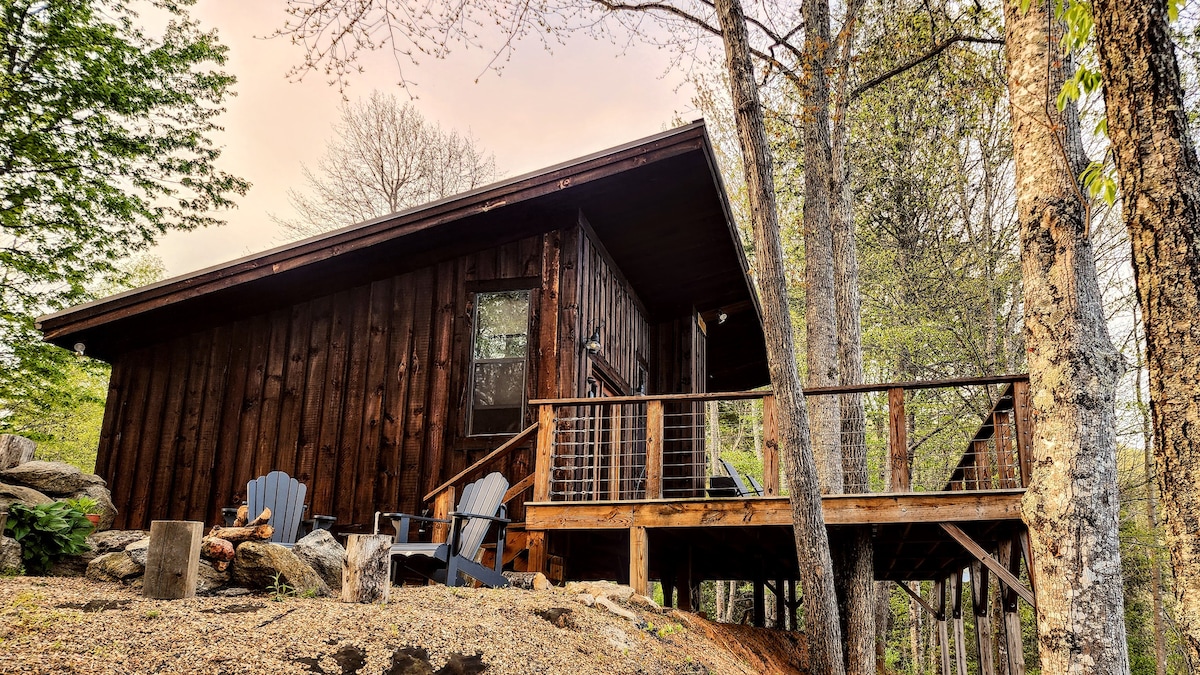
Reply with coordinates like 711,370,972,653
1002,1,1130,673
1092,1,1200,665
711,1,845,672
829,3,874,672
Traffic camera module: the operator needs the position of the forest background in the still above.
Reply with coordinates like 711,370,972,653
0,0,1194,673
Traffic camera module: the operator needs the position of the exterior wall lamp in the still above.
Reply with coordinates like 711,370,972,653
583,326,602,354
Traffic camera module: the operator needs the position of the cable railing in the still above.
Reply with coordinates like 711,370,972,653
529,374,1030,503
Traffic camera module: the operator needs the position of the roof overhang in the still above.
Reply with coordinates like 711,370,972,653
38,121,768,390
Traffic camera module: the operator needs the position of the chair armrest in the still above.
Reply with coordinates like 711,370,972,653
310,515,336,529
381,512,451,524
450,511,512,525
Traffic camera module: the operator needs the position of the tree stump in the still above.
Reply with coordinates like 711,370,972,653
0,435,35,470
341,534,391,604
143,520,203,600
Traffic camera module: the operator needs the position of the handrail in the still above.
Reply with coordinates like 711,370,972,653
423,423,539,503
530,390,768,406
943,382,1028,491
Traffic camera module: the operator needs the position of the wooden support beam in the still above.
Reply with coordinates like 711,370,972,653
936,579,951,675
645,400,664,499
774,577,785,629
431,487,454,544
630,526,648,597
787,579,797,631
888,387,910,491
940,523,1035,607
608,405,622,499
951,571,968,675
525,490,1025,529
971,561,996,675
896,580,938,617
533,405,556,502
1012,380,1033,487
526,530,546,574
503,473,535,504
752,577,766,628
999,539,1026,675
761,395,779,495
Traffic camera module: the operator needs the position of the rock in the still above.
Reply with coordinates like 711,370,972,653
0,435,35,470
46,550,97,577
75,485,117,531
575,593,595,607
502,571,550,590
601,625,637,652
124,538,150,566
536,607,575,628
0,482,52,513
564,581,634,603
200,536,235,563
86,551,143,582
292,529,346,591
89,530,148,555
212,587,253,597
0,535,21,573
196,560,229,595
385,647,434,675
595,595,639,622
629,594,663,612
0,461,104,496
230,541,329,597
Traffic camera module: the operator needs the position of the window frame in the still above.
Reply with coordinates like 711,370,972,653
466,288,532,437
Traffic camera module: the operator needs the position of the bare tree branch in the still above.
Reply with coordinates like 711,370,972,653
850,33,1002,100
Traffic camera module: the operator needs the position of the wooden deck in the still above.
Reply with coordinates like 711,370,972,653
525,489,1026,582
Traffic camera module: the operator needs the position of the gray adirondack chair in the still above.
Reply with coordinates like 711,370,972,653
246,471,331,546
712,459,761,497
374,472,511,588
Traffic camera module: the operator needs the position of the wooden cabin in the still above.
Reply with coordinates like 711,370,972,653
37,121,769,532
40,121,1036,673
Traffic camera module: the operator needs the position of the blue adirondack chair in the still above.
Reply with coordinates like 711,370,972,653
246,471,334,546
374,471,511,588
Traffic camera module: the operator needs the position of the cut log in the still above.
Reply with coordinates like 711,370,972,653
143,520,203,600
233,504,249,527
341,534,391,604
200,536,235,563
503,571,551,590
207,524,274,544
246,508,271,527
0,435,35,470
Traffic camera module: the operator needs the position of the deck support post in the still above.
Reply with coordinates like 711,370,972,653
526,530,546,574
971,560,997,675
951,570,968,675
935,578,951,675
761,395,779,495
752,577,766,627
787,579,798,631
662,572,676,608
999,538,1027,675
774,577,786,629
630,525,649,597
888,387,910,491
677,550,693,611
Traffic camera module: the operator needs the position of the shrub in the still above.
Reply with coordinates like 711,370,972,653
4,501,93,574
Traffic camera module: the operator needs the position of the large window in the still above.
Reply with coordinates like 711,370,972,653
468,290,530,435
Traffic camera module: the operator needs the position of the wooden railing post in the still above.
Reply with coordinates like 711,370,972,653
431,487,454,543
608,404,622,500
1012,380,1032,487
761,395,779,495
645,400,664,499
533,404,556,502
888,387,910,491
994,409,1017,489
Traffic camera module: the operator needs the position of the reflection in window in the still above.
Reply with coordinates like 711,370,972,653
468,290,530,435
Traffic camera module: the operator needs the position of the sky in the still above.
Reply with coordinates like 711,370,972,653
153,2,702,276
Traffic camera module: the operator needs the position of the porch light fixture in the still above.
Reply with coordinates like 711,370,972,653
73,342,86,357
583,326,602,354
717,309,728,325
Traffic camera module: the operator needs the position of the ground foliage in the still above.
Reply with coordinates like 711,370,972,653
0,0,247,448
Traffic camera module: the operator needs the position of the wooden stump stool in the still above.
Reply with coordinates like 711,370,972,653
143,520,203,600
341,534,391,604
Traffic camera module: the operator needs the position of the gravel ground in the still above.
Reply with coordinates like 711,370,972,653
0,577,806,675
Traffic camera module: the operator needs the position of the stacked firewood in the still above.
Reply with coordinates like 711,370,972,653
202,505,274,570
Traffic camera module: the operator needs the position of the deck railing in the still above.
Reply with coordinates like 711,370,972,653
529,374,1030,502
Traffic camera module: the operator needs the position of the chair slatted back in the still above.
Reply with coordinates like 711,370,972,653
247,471,307,545
720,459,755,497
453,472,509,560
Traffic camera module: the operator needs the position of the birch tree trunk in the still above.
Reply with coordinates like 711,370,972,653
1002,2,1130,672
1092,1,1200,664
802,0,843,495
712,0,845,671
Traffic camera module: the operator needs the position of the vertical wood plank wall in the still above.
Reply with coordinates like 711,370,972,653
97,233,554,530
574,222,651,394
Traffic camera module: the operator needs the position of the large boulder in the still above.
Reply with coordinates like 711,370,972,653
0,482,52,514
196,560,229,595
0,435,35,470
46,550,97,577
0,535,21,573
0,461,105,496
230,541,329,597
124,538,150,567
86,551,143,582
292,529,346,591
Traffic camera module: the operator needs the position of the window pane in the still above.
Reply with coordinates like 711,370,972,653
473,291,529,359
472,361,526,408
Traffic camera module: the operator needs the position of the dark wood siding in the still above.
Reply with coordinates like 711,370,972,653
100,233,552,531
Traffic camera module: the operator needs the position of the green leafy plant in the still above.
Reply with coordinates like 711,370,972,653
4,502,93,575
63,496,100,515
269,572,295,602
